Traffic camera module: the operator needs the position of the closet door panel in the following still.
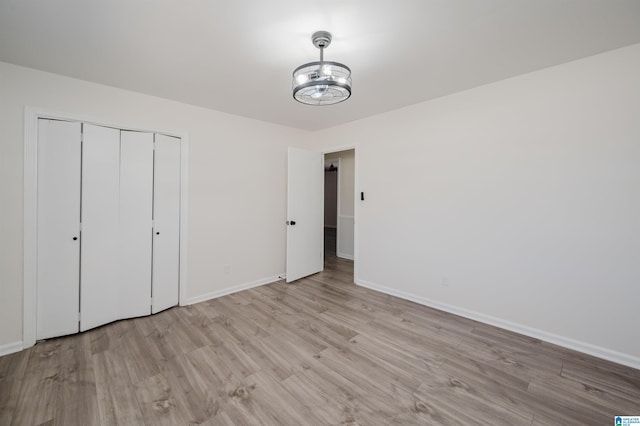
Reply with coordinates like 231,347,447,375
36,119,81,339
152,134,181,313
81,124,121,331
119,131,153,318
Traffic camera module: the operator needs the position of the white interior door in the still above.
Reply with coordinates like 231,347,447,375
36,119,81,339
286,147,324,282
152,134,181,313
81,125,153,331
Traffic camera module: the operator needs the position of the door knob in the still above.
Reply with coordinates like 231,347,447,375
72,237,78,240
290,221,296,225
156,232,160,235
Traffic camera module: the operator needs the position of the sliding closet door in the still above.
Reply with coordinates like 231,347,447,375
152,134,181,313
81,125,153,331
36,119,81,339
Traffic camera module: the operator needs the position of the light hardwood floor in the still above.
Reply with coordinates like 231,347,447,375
1,253,639,425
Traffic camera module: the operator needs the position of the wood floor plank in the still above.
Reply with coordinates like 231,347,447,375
244,370,328,425
50,396,101,426
11,367,59,425
0,375,22,426
255,283,330,316
134,373,189,426
158,350,224,424
0,350,30,381
312,346,414,421
439,360,536,422
233,337,295,382
279,373,345,424
527,373,636,424
0,350,30,425
92,350,146,426
288,353,396,424
2,248,639,424
559,355,640,399
56,342,98,414
413,378,534,426
457,335,564,379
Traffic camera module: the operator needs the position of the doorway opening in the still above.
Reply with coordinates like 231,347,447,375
323,149,355,274
324,157,339,257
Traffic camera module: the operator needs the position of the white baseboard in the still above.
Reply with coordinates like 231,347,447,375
184,274,285,306
0,341,23,357
356,278,640,371
337,252,354,260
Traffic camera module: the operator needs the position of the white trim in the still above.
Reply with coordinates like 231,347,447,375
355,278,640,370
323,144,357,155
23,108,39,348
353,148,359,281
24,106,186,138
0,341,23,357
184,274,284,305
336,214,355,260
178,134,189,307
320,155,325,273
23,106,189,348
335,157,342,257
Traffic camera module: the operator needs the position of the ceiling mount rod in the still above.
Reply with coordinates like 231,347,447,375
313,31,331,64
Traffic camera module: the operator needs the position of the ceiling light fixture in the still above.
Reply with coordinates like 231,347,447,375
292,31,351,106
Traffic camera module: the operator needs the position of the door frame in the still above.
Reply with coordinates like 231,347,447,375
23,106,190,348
322,145,357,280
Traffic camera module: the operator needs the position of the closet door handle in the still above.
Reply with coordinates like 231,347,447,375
72,237,78,240
156,232,160,235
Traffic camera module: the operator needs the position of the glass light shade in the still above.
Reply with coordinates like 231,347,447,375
292,61,351,106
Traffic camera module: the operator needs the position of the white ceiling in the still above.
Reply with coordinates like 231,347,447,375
1,1,640,131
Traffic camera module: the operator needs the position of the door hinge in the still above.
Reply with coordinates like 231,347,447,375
78,312,81,321
79,222,83,232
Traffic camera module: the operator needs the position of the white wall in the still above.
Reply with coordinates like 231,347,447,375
314,44,640,367
0,61,311,350
326,150,355,259
336,150,355,217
